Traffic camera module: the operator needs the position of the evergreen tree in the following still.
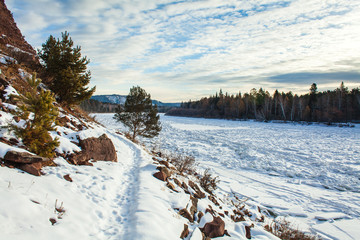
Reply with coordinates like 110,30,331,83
38,31,96,105
10,74,59,158
114,86,161,140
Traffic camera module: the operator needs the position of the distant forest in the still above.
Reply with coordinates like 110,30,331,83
167,82,360,123
80,99,119,113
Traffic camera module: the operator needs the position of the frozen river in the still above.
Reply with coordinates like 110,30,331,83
95,113,360,239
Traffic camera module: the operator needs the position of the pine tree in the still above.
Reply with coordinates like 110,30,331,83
114,86,161,140
38,31,96,105
10,74,59,158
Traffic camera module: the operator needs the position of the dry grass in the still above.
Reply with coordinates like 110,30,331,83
265,220,320,240
166,152,197,174
150,146,197,174
199,168,220,194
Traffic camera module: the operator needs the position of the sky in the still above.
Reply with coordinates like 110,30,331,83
6,0,360,102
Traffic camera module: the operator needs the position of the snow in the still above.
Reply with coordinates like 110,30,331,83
148,114,360,240
0,53,17,64
4,85,19,100
1,108,359,239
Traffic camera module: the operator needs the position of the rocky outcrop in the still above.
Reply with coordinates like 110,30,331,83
69,134,117,165
0,1,36,55
0,0,39,68
3,151,50,176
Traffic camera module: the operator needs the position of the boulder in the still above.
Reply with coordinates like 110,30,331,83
201,216,225,238
4,151,49,164
69,134,117,165
153,171,167,181
156,166,171,178
18,162,42,176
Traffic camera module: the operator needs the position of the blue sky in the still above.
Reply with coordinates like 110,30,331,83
6,0,360,102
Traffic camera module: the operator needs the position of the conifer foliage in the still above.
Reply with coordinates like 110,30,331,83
168,82,360,122
114,86,161,140
10,74,59,158
38,31,95,105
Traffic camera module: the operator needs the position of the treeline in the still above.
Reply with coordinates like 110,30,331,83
80,99,118,113
167,83,360,123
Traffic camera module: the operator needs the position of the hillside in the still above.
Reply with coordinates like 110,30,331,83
92,94,181,107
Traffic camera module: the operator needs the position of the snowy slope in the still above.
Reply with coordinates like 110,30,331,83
1,95,279,240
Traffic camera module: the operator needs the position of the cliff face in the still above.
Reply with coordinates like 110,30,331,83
0,0,36,55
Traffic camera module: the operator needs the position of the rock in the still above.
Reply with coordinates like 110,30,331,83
69,134,117,165
245,225,253,239
153,171,167,181
197,211,204,223
158,160,169,168
63,174,73,182
9,138,19,145
208,195,220,206
173,178,181,187
18,162,42,176
49,218,57,225
179,208,194,222
188,180,206,199
166,181,177,192
156,166,171,178
201,216,225,238
181,181,190,194
4,151,49,164
205,207,216,216
180,224,189,239
190,196,198,216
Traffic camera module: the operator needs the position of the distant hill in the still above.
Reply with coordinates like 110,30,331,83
91,94,181,107
91,94,127,105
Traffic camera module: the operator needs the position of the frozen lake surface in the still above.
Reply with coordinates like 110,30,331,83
95,113,360,239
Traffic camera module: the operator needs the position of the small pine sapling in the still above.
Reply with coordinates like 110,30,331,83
10,74,59,158
114,86,161,141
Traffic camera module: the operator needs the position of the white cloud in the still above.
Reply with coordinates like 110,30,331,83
6,0,360,101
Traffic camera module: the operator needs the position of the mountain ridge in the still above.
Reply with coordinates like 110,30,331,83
91,94,181,107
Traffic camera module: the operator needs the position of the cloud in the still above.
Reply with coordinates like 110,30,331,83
268,71,360,84
6,0,360,101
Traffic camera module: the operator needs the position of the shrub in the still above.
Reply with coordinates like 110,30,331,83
166,152,197,174
265,219,318,240
199,168,220,194
10,74,59,157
